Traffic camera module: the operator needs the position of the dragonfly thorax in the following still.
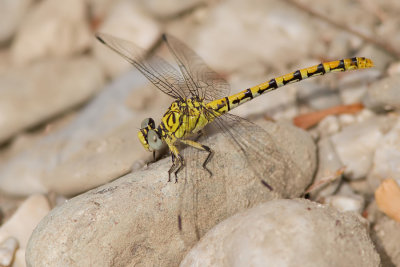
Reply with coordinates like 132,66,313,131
161,98,211,139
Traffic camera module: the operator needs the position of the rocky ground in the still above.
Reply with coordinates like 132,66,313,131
1,0,400,266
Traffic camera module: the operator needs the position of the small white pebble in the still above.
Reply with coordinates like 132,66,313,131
338,114,356,127
0,237,19,266
355,109,375,123
326,195,365,213
317,115,340,137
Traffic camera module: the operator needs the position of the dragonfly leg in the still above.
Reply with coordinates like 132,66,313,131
179,139,213,177
168,149,185,182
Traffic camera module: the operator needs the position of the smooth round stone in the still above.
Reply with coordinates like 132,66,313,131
330,116,387,180
0,69,170,196
11,0,92,65
296,81,342,110
0,0,33,43
25,120,316,266
363,74,400,112
325,194,365,214
368,117,400,190
338,69,380,105
93,0,161,78
0,237,18,267
181,199,380,267
0,56,104,144
167,0,323,75
317,115,341,137
372,216,400,266
0,194,51,250
310,137,342,199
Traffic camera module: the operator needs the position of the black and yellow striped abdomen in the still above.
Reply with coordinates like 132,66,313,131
207,57,373,114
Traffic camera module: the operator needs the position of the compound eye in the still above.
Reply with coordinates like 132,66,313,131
147,130,163,151
141,118,155,129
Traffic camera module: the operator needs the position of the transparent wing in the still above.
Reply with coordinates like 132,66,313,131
163,34,231,102
96,32,189,100
206,111,300,195
177,110,303,241
178,132,228,243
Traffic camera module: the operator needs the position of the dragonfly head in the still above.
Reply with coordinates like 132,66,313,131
138,118,163,152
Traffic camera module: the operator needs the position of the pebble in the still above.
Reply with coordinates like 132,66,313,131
363,74,400,112
167,0,323,75
93,0,161,78
296,81,342,110
330,116,387,180
0,57,104,144
0,237,18,267
0,194,50,251
317,115,341,137
0,0,33,43
11,0,92,65
181,199,380,266
357,44,395,72
337,69,381,105
355,108,376,123
368,116,400,190
310,137,343,199
25,120,316,266
325,194,365,213
0,69,170,196
372,216,400,267
337,113,356,127
325,183,365,213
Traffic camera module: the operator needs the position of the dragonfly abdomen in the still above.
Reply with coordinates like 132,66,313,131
207,57,373,113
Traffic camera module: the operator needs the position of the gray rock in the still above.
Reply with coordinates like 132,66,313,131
0,69,170,196
0,57,104,144
297,81,342,110
368,117,400,189
0,0,33,43
0,194,50,251
363,74,400,112
330,116,387,180
310,137,342,199
93,0,161,78
167,0,322,74
317,115,341,137
371,216,400,267
338,69,381,105
11,0,92,65
0,237,18,267
325,194,365,214
25,120,316,266
181,199,380,267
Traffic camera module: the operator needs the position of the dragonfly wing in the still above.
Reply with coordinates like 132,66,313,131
96,32,189,100
163,34,231,102
208,112,301,195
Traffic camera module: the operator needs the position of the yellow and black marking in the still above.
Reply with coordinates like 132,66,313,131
207,57,373,114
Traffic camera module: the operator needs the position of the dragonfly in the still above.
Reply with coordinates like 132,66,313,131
96,33,373,192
